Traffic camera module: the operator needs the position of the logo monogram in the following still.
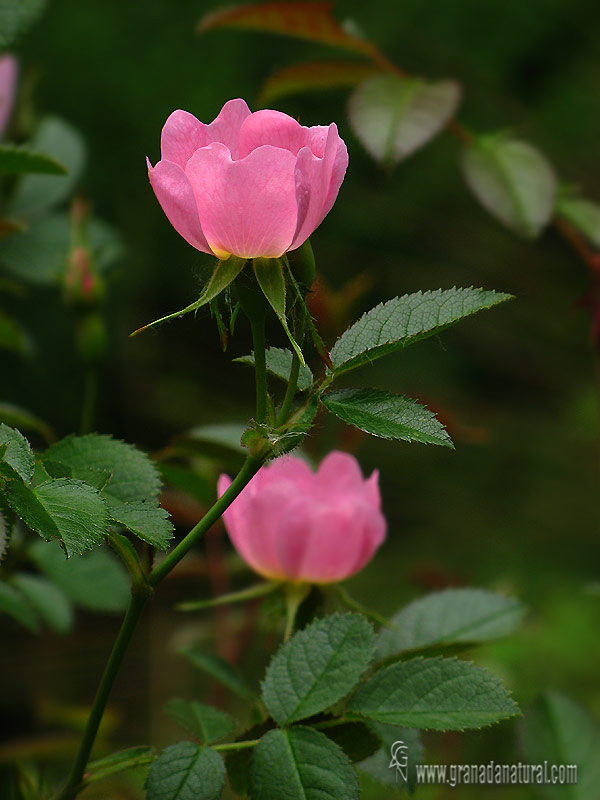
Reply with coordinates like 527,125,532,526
389,740,409,783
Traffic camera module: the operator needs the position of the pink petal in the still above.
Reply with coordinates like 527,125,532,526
207,98,253,159
290,124,348,250
185,142,298,258
160,100,251,168
147,158,212,254
277,503,372,583
364,470,382,511
316,450,365,496
238,109,329,158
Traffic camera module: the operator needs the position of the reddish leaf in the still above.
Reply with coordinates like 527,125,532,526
259,59,380,105
198,3,382,61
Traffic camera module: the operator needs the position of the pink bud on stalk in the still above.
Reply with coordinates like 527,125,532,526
218,452,386,584
147,99,348,260
0,54,18,136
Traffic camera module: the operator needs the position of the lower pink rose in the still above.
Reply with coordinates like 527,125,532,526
218,451,386,583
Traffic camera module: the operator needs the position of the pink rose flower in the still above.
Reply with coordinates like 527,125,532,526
218,451,386,583
0,55,18,137
148,99,348,260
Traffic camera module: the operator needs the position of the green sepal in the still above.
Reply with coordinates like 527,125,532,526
130,256,247,336
252,257,305,365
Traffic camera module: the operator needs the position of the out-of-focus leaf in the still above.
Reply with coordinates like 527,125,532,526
0,310,27,353
0,580,38,631
176,423,246,458
0,144,67,175
330,288,512,375
348,75,461,167
11,572,73,633
164,699,235,743
29,539,130,612
197,2,379,60
9,117,86,218
461,134,557,239
377,588,527,659
519,692,599,800
0,505,9,563
0,0,46,48
179,648,256,700
0,212,121,285
235,347,313,390
322,388,453,447
0,403,54,443
260,60,379,105
358,725,423,793
557,194,600,249
0,213,70,283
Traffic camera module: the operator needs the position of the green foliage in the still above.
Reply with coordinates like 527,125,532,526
377,588,527,658
330,288,511,375
45,433,161,505
0,144,68,175
11,572,73,632
0,0,46,47
250,727,359,800
8,117,86,218
347,657,519,730
30,539,129,612
109,501,173,550
348,75,461,168
144,741,225,800
358,725,423,793
262,614,375,726
321,388,453,446
164,699,235,744
85,746,156,784
0,422,35,482
461,134,557,238
3,473,109,556
519,692,600,800
179,648,255,700
235,347,313,390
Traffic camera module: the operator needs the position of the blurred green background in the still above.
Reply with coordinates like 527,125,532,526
1,0,599,797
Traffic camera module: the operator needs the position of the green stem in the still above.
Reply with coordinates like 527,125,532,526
213,738,261,752
53,589,150,800
250,315,267,423
283,582,309,641
276,350,300,425
334,584,393,628
149,456,262,586
54,455,263,799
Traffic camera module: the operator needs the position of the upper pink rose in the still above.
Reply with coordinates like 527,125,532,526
218,451,386,584
0,55,18,137
147,99,348,260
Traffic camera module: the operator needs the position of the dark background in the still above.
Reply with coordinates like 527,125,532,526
1,0,599,797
